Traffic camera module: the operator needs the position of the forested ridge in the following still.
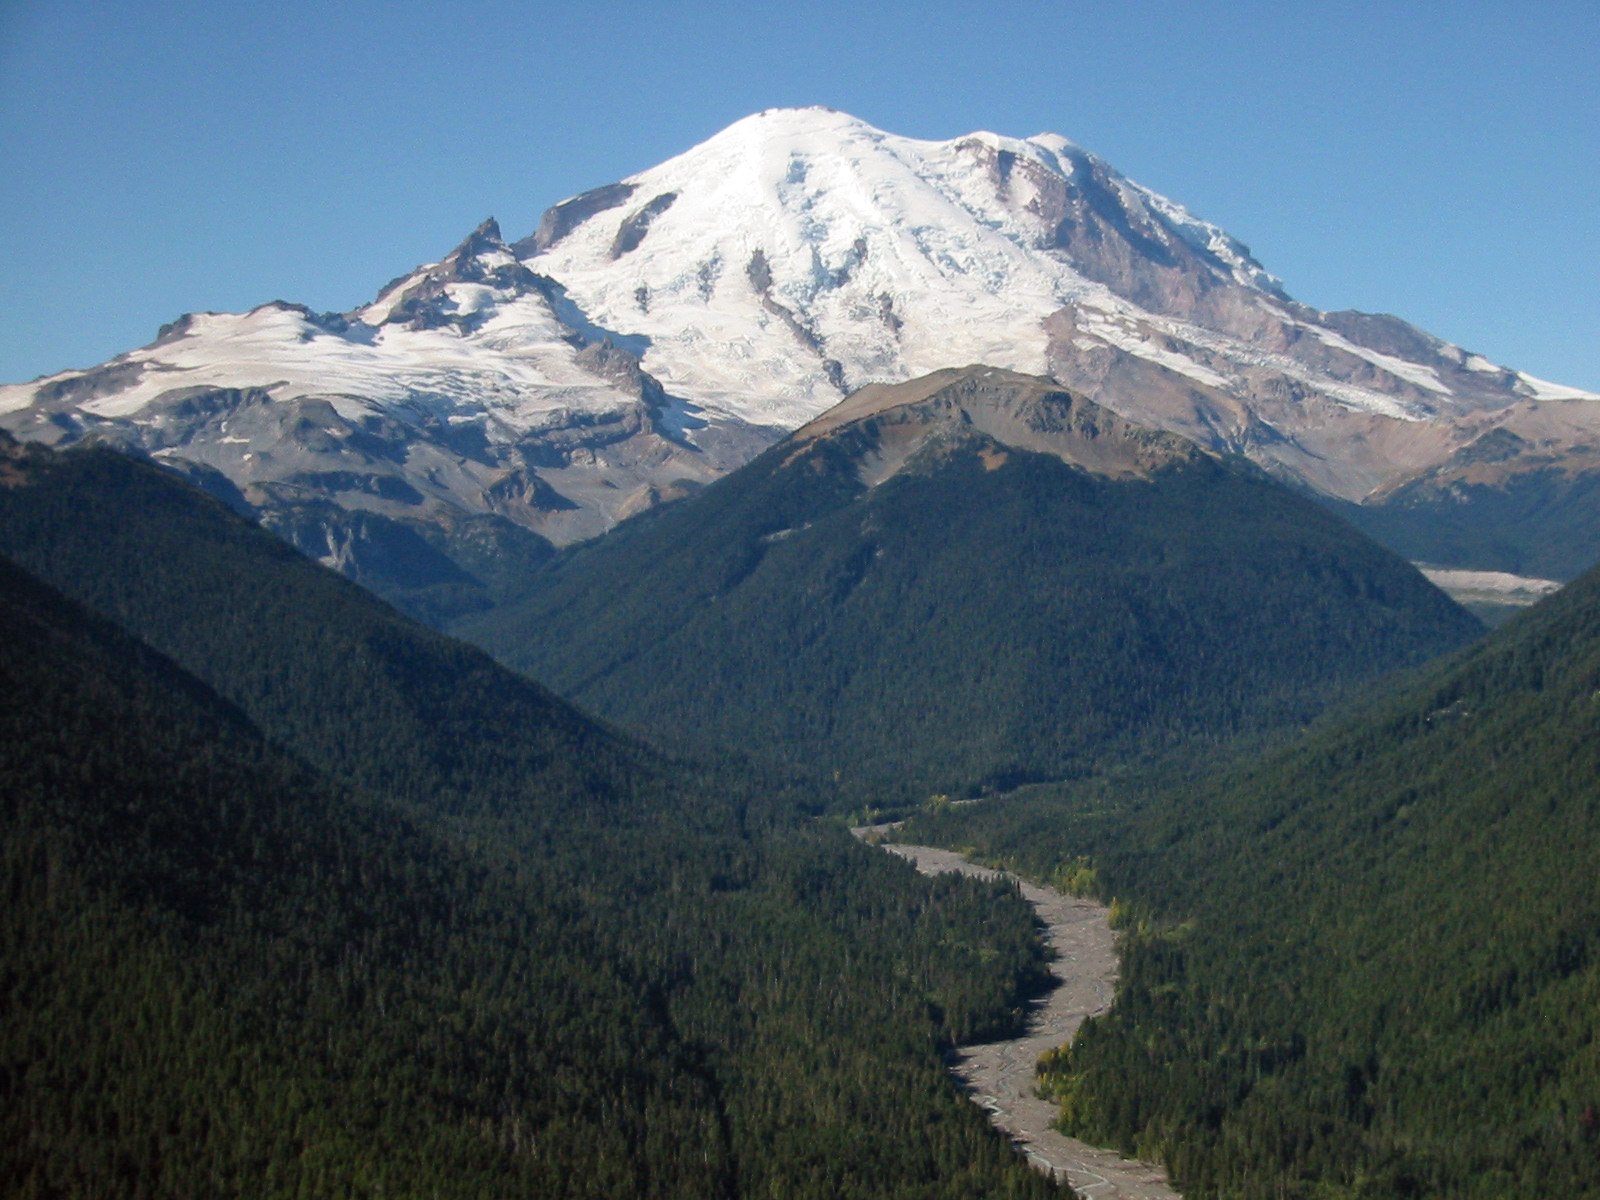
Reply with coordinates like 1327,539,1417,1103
462,427,1479,806
1,556,729,1197
0,439,1059,1198
908,561,1600,1197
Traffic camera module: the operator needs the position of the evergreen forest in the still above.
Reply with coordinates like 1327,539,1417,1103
462,432,1479,806
7,426,1599,1198
0,440,1059,1198
906,560,1600,1197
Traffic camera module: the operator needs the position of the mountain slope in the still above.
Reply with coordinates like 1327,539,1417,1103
1333,422,1600,582
906,558,1600,1197
526,107,1600,575
0,444,1067,1198
0,553,735,1197
0,432,658,826
3,108,1596,597
530,109,1525,426
464,367,1482,804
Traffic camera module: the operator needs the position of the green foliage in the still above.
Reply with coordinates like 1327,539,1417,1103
0,440,635,830
0,442,1059,1198
462,437,1480,806
1328,465,1600,582
909,564,1600,1197
1049,857,1098,898
259,499,559,627
0,558,733,1197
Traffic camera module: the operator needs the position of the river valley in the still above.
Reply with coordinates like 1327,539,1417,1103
861,838,1179,1199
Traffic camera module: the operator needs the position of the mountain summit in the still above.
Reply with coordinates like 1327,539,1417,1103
3,107,1597,610
530,106,1291,424
789,364,1206,481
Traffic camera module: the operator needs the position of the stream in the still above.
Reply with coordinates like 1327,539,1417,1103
860,837,1179,1199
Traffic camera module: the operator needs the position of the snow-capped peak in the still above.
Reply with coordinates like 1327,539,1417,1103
521,108,1301,426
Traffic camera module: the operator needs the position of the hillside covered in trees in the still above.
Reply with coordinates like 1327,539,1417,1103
8,411,1586,1198
461,369,1481,806
0,438,1059,1198
907,560,1600,1197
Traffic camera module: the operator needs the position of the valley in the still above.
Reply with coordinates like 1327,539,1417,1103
904,558,1600,1197
1417,564,1563,624
0,440,1065,1199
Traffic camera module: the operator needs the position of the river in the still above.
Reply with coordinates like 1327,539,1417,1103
860,837,1179,1199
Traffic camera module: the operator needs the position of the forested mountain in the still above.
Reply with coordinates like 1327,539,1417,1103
0,431,661,830
462,367,1482,805
4,98,1594,1200
906,557,1600,1197
0,437,1060,1198
1331,457,1600,584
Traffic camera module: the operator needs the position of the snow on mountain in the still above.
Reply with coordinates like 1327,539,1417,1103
531,111,1064,419
528,107,1286,425
0,218,776,578
4,106,1599,605
2,220,651,436
525,107,1599,504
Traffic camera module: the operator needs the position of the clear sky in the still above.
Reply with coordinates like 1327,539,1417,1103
3,0,1596,389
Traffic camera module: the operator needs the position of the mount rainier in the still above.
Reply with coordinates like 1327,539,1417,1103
4,106,1596,614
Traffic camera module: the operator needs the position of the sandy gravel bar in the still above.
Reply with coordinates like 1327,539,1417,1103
863,837,1180,1199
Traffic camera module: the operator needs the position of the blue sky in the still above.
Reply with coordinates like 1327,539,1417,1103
3,0,1596,389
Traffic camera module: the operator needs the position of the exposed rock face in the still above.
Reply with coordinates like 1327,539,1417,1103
794,365,1206,485
610,192,679,258
523,109,1600,574
514,181,638,256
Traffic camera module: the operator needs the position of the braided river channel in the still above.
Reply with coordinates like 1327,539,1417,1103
857,837,1179,1199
